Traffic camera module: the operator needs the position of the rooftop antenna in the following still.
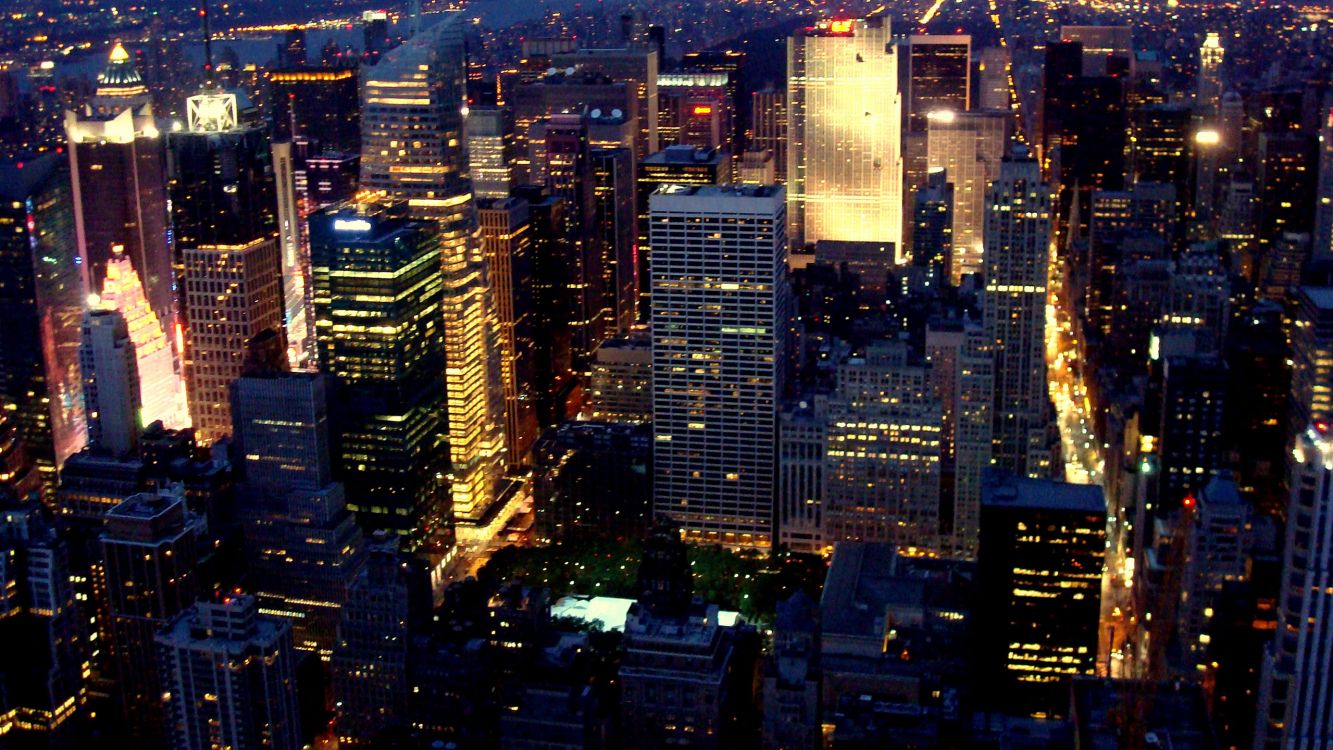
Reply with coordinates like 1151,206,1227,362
200,0,215,90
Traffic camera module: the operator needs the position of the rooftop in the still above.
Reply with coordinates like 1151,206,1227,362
981,470,1106,514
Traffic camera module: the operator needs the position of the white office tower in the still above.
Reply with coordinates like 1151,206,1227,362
271,139,312,369
80,309,141,457
651,185,791,549
94,245,188,430
787,14,903,258
1255,423,1333,750
983,146,1053,478
926,110,1009,283
157,595,302,750
360,13,509,532
926,318,994,558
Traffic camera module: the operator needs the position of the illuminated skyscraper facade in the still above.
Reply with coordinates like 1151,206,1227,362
787,14,903,256
751,87,787,183
93,247,188,430
1197,32,1225,114
180,237,286,444
467,106,518,200
360,15,509,532
651,185,790,549
926,110,1009,282
309,199,447,544
0,154,86,489
983,148,1052,478
79,309,140,458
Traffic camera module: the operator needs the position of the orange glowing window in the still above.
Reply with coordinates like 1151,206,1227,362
692,105,713,116
829,19,853,33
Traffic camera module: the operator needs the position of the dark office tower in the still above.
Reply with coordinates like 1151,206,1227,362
308,199,447,547
762,592,820,750
0,500,88,747
907,35,971,133
751,87,787,183
332,538,425,746
1290,287,1333,437
1156,354,1227,506
1255,423,1333,749
466,106,517,200
80,309,141,458
157,595,302,750
269,67,360,155
591,147,637,335
478,198,538,470
977,471,1105,718
1257,131,1317,256
1052,75,1127,241
0,411,40,502
657,71,733,152
511,188,575,426
1040,41,1084,158
101,488,200,747
302,152,360,209
166,93,277,254
635,146,728,318
984,148,1053,479
280,28,308,67
544,114,607,373
179,235,285,445
912,169,954,289
0,154,86,490
362,10,392,63
1316,110,1333,266
361,16,509,530
65,43,175,334
550,47,659,161
231,357,365,658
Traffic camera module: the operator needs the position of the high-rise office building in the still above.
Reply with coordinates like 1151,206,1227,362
1315,109,1333,265
658,72,733,152
360,16,509,534
1178,471,1248,671
65,44,175,333
778,402,825,555
550,47,659,161
821,343,942,552
1197,33,1225,113
788,14,903,256
912,169,955,288
156,595,302,750
651,185,790,549
926,110,1008,282
231,354,366,657
477,197,539,470
0,500,88,747
589,332,653,424
1255,423,1333,749
93,246,188,430
977,471,1105,718
272,138,313,368
100,487,200,745
1058,25,1133,76
1290,287,1333,437
179,236,285,444
308,199,448,546
592,147,637,334
80,309,141,458
907,35,971,133
269,66,360,154
751,86,787,183
978,46,1011,112
984,147,1053,478
0,411,41,503
1156,354,1227,507
1257,131,1317,255
467,106,518,200
0,154,86,489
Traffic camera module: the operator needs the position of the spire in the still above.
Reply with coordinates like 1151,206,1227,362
200,0,215,90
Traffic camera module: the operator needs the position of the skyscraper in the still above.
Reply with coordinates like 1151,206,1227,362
466,106,518,200
0,154,86,489
268,66,360,154
788,14,904,256
179,236,286,444
651,185,790,549
1255,422,1333,749
80,309,141,458
156,595,303,750
978,46,1011,112
926,110,1009,282
636,145,728,319
1197,32,1225,114
907,35,971,133
591,146,637,334
308,199,447,546
751,86,787,183
912,169,954,288
272,138,313,369
65,43,175,334
977,471,1105,718
92,246,188,430
550,47,659,161
100,487,200,745
1315,109,1333,265
360,15,509,535
983,147,1053,478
